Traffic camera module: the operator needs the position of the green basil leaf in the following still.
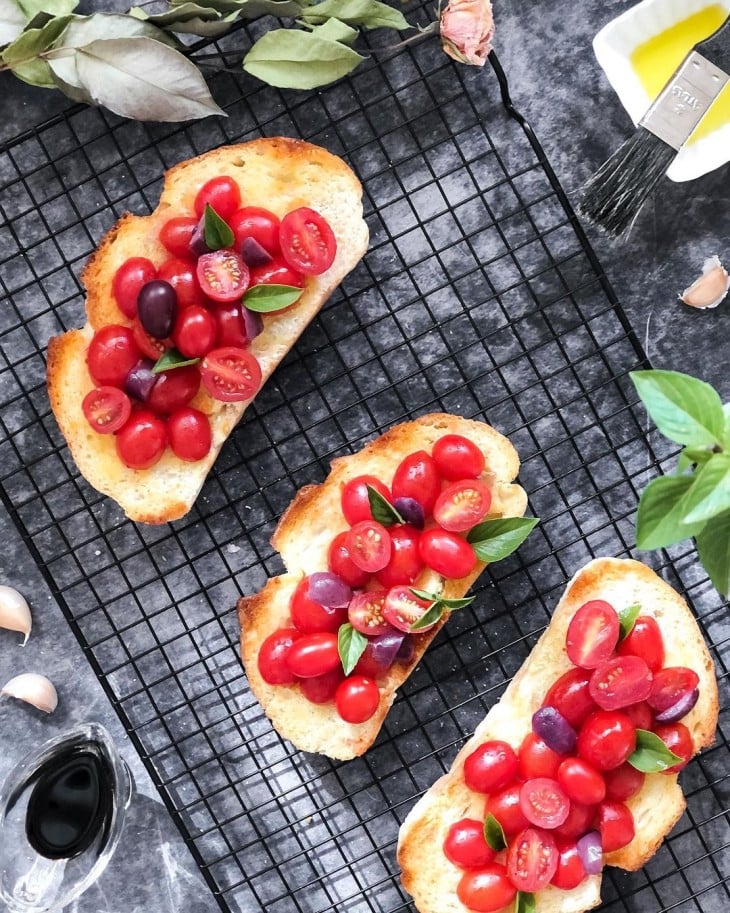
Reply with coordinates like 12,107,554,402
677,446,715,472
466,516,539,563
631,369,724,448
628,729,683,773
696,510,730,597
204,202,234,250
722,403,730,450
243,28,364,90
410,601,443,631
338,622,367,676
312,18,358,46
678,453,730,525
635,475,707,550
152,347,200,373
367,485,404,527
483,813,506,852
408,588,474,611
243,283,303,312
300,0,411,30
516,892,536,913
618,603,641,640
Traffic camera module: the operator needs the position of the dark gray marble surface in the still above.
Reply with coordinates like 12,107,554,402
0,1,727,911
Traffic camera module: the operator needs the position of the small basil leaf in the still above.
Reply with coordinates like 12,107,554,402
483,813,506,852
628,728,683,773
630,369,724,449
679,453,730,525
243,283,303,312
516,893,536,913
635,475,706,550
410,587,443,601
152,348,200,373
410,601,443,631
466,517,539,563
204,202,234,250
677,446,714,472
618,603,641,641
696,510,730,598
338,622,367,676
367,485,404,527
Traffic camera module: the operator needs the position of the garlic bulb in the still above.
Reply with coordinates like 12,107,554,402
1,673,58,714
0,585,32,644
681,256,729,309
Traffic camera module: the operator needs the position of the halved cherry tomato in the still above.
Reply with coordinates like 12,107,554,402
159,216,198,260
557,757,606,807
577,710,636,771
341,474,391,525
551,840,587,890
82,386,131,434
589,656,653,711
197,249,250,303
391,450,441,514
375,525,423,588
617,615,665,672
200,347,262,402
335,675,380,723
553,801,596,840
167,407,211,461
285,632,340,678
148,366,200,415
258,627,300,684
327,531,370,588
348,590,391,636
280,207,336,276
115,409,167,470
485,784,529,837
648,667,700,714
463,740,519,794
419,529,476,578
507,827,559,892
433,479,491,532
87,325,141,388
457,864,516,913
519,732,562,780
603,763,645,801
194,175,241,220
132,319,170,361
382,585,432,632
112,257,156,319
432,434,485,480
345,520,391,573
158,257,207,308
300,668,344,704
653,722,693,773
544,668,596,729
213,302,251,350
290,575,349,634
173,305,216,359
443,819,497,869
566,600,620,669
519,778,570,829
249,259,304,288
598,801,635,851
229,206,281,255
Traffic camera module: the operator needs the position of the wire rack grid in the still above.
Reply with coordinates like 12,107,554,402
0,15,728,913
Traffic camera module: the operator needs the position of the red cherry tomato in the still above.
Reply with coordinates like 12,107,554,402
194,175,241,221
345,520,391,573
213,302,252,349
589,656,653,711
229,206,281,255
347,590,390,637
249,259,304,288
464,740,519,794
519,732,562,780
557,757,606,807
577,710,636,771
148,366,200,415
485,784,529,837
167,407,211,462
200,347,262,403
375,525,423,588
196,249,250,303
173,306,217,359
340,474,391,525
158,257,206,309
82,386,131,434
327,531,370,588
507,827,559,892
624,700,654,732
300,668,344,704
519,778,570,829
598,801,635,852
617,615,665,672
566,600,620,669
553,801,596,840
112,257,156,319
648,667,700,714
290,575,349,634
443,818,497,870
279,207,337,276
603,763,645,801
334,675,380,723
115,409,167,470
391,450,441,514
159,216,198,260
544,668,596,729
433,479,492,533
457,864,516,913
551,840,587,890
132,319,170,361
432,434,485,480
382,586,432,633
87,325,141,387
258,627,300,684
653,722,693,774
419,529,476,578
285,632,340,678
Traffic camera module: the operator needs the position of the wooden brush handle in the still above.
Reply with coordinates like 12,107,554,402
697,15,730,73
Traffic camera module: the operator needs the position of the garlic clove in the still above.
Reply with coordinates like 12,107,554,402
1,673,58,714
0,585,32,645
681,255,730,309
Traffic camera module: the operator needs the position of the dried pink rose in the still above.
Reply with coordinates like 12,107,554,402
440,0,495,66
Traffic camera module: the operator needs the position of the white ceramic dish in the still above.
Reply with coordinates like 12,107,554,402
593,0,730,182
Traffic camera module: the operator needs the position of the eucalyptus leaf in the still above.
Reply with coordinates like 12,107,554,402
466,516,539,563
204,203,234,250
516,893,536,913
152,348,200,373
338,622,367,675
618,603,640,640
631,369,724,449
635,475,707,550
17,0,76,19
2,14,70,86
47,48,92,102
312,17,358,46
129,3,235,39
367,484,404,527
0,0,28,45
243,28,364,90
243,283,303,312
300,0,411,30
696,510,730,597
483,813,506,852
628,728,683,773
677,446,714,472
677,453,730,525
55,11,180,49
171,0,303,18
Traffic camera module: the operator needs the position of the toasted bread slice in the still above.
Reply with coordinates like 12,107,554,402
397,557,718,913
47,137,369,524
238,412,529,760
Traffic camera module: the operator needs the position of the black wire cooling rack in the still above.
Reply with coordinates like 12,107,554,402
0,15,728,913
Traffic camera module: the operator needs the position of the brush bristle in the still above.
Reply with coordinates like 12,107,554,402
578,128,677,236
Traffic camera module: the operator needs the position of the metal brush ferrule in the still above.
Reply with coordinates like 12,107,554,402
640,50,729,151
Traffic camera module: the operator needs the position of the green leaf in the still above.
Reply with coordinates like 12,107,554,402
618,603,641,640
409,600,443,631
631,369,724,448
409,588,474,610
516,893,536,913
171,0,302,17
130,4,237,39
299,0,411,30
152,347,200,374
312,17,358,46
243,283,303,312
243,28,364,90
677,446,715,472
628,728,683,773
722,403,730,450
204,202,234,250
678,453,730,525
466,516,539,563
635,475,707,550
1,14,71,87
53,11,179,49
483,813,506,852
696,510,730,597
338,622,367,676
367,485,404,527
17,0,76,19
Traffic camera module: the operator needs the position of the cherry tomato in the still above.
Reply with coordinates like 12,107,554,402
598,801,635,852
433,479,492,533
258,627,300,684
290,575,349,634
196,249,249,303
485,784,529,837
577,710,636,771
335,675,380,723
507,827,558,892
348,590,390,636
618,615,665,672
173,305,216,359
132,319,170,361
158,257,207,309
519,733,562,780
214,302,251,349
87,325,141,387
112,257,156,319
82,386,131,434
159,216,197,260
340,474,391,525
167,407,211,461
551,841,587,890
544,668,596,729
382,586,432,632
345,520,391,573
603,763,645,801
464,740,519,794
553,802,596,840
419,529,477,578
432,434,485,481
653,722,693,774
519,778,570,829
148,365,200,415
194,175,241,221
589,656,653,711
391,450,441,514
249,259,304,288
285,632,340,678
648,667,700,714
300,668,344,704
279,207,337,276
327,532,370,588
457,864,516,913
443,818,497,870
566,600,620,669
375,525,423,588
557,758,606,807
229,206,281,255
624,700,654,732
115,409,167,470
200,347,262,402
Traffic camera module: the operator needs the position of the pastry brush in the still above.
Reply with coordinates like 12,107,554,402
579,15,730,236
